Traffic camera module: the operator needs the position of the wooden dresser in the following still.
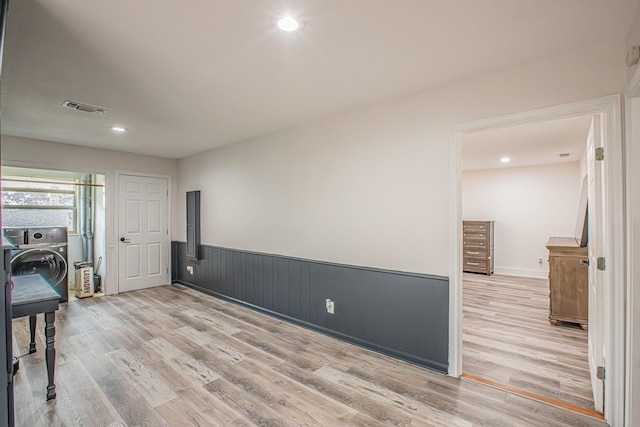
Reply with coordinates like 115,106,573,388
462,221,494,275
546,237,588,329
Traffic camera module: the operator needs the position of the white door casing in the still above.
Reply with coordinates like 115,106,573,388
624,84,640,427
586,116,605,413
449,95,624,425
118,174,170,293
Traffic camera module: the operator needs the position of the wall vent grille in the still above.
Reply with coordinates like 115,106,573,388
62,100,109,115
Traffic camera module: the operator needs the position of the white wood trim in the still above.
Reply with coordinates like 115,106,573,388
624,95,632,427
493,267,548,279
448,127,463,377
602,96,624,427
448,94,625,425
624,76,640,427
115,170,173,295
626,66,640,98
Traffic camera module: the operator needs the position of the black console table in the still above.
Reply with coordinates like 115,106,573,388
11,275,60,400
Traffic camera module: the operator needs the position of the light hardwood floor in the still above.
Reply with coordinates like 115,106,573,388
11,283,606,426
463,273,595,411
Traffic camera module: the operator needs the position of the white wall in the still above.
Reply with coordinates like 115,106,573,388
176,37,626,277
626,4,640,83
1,136,178,294
462,163,582,278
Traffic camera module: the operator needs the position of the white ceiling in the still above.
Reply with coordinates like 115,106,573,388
1,0,637,159
461,114,594,171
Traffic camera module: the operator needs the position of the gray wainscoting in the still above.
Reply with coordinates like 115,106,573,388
172,241,449,373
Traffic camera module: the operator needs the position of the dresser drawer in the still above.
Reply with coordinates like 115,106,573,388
463,258,487,272
463,222,490,232
463,231,489,241
463,247,487,258
463,239,488,248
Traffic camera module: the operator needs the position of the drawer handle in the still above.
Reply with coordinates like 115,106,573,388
580,259,589,265
466,262,480,266
466,251,480,255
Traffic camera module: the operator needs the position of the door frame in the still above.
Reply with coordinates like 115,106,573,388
624,68,640,427
115,170,172,294
448,94,624,424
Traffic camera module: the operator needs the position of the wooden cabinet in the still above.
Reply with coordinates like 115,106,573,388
462,221,494,275
546,237,588,329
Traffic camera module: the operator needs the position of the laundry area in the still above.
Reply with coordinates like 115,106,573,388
1,166,107,301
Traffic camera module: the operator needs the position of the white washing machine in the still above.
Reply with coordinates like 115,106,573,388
3,227,69,302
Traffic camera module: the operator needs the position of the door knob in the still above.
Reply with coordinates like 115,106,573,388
120,237,131,243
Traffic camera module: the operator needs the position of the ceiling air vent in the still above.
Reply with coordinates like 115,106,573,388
559,153,571,158
62,100,109,115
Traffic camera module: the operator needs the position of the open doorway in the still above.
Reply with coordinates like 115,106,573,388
449,95,625,424
459,114,596,411
1,166,107,300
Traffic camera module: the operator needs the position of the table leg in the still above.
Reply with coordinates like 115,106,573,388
29,314,37,353
44,311,56,400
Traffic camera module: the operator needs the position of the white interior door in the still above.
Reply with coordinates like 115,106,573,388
118,174,169,293
586,116,605,413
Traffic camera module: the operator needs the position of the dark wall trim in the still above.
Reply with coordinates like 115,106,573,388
172,241,449,373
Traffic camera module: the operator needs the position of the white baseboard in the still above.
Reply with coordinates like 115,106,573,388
494,266,548,279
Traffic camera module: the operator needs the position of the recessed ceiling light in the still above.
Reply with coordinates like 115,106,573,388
500,157,511,163
110,126,127,133
277,16,300,32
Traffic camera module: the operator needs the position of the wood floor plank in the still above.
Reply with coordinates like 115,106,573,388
203,376,301,427
210,355,360,426
155,397,226,427
94,373,169,427
315,365,468,427
53,359,125,426
176,385,254,427
275,362,417,426
463,273,595,411
340,364,527,427
146,336,220,386
12,283,608,427
176,326,246,364
183,307,242,334
106,347,178,408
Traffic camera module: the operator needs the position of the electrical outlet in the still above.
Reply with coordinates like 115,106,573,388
187,265,194,274
325,298,335,314
538,258,543,266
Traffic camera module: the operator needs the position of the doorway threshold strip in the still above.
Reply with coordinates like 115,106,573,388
461,373,604,420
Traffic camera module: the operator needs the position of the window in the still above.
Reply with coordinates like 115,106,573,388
1,177,78,233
